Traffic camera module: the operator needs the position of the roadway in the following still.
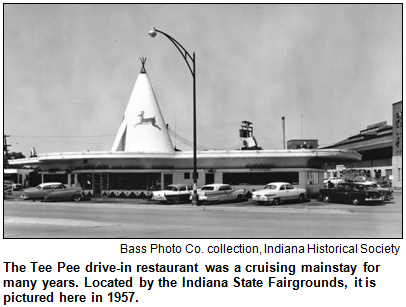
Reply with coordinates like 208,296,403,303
3,193,402,238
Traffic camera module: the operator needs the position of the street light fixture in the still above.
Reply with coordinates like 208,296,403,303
148,27,199,206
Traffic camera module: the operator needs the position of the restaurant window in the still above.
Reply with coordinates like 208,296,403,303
101,173,109,190
307,172,319,185
205,173,215,184
77,173,93,190
109,173,161,190
223,172,299,185
44,173,68,184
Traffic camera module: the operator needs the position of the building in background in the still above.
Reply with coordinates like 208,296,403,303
4,168,32,188
322,101,402,189
392,101,403,189
287,139,318,150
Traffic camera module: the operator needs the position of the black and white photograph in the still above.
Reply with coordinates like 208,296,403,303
2,3,404,307
3,3,402,239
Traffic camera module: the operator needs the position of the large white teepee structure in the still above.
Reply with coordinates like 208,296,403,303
111,58,174,152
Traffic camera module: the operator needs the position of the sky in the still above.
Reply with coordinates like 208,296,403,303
3,4,402,156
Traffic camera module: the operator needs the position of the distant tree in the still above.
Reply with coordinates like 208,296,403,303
7,151,26,159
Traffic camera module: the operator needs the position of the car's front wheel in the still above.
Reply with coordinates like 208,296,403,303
273,198,280,205
322,195,330,203
172,198,179,204
72,194,81,202
33,198,42,202
236,194,243,202
298,194,305,203
351,198,360,205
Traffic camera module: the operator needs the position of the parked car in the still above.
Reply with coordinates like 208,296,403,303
193,184,245,204
12,182,23,191
20,182,82,202
319,182,384,205
151,184,193,204
252,182,307,205
353,181,393,201
4,180,13,199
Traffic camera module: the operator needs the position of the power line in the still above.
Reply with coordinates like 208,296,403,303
168,130,241,151
171,120,242,132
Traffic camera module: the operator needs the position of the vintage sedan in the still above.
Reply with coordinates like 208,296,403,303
319,182,384,205
151,184,193,204
193,184,245,204
353,181,394,201
252,182,307,205
20,182,83,202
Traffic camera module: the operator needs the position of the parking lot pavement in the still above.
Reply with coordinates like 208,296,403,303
5,192,402,238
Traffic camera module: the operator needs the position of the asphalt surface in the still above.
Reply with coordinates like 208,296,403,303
3,191,402,238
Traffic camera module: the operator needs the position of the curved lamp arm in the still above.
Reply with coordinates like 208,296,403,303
149,27,195,77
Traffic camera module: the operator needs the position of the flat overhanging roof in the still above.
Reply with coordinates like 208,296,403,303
8,149,361,167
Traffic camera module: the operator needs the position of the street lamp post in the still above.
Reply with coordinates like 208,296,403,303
148,27,199,206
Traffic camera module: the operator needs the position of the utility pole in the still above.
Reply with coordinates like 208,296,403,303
281,117,285,149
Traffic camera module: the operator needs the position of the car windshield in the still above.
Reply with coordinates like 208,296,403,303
36,183,66,190
201,186,215,191
263,185,277,190
165,186,179,191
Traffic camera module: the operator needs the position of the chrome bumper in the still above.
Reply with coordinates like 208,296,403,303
365,196,384,202
252,196,274,202
152,195,166,201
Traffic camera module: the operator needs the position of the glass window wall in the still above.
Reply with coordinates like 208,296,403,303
109,173,161,190
223,172,299,185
